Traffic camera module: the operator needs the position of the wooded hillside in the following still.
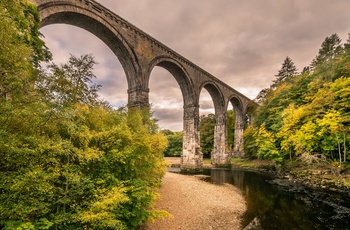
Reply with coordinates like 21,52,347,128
245,33,350,167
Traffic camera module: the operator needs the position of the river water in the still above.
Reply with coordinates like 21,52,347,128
202,168,350,230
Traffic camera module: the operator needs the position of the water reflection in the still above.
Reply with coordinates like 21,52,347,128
205,169,350,230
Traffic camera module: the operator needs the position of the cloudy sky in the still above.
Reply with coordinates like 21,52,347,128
40,0,350,131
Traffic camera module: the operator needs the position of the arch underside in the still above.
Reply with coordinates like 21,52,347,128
40,10,138,89
148,58,195,108
229,96,243,111
201,83,225,115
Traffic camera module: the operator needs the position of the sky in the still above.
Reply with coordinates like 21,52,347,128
39,0,350,131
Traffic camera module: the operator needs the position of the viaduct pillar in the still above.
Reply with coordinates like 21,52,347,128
181,105,203,170
211,111,231,166
233,109,245,157
127,87,150,108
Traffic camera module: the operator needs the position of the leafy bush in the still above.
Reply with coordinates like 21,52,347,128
0,2,168,228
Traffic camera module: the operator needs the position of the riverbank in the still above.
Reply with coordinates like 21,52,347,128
166,157,350,195
281,161,350,194
141,171,246,230
231,158,350,195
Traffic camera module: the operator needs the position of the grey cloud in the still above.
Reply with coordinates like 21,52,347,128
200,101,215,111
151,106,183,131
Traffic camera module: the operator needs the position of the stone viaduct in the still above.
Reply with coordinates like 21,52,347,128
31,0,254,170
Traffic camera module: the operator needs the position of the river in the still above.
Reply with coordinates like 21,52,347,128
202,168,350,230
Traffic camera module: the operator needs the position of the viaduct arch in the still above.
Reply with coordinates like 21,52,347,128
31,0,253,170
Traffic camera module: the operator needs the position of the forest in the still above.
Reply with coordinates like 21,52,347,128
245,33,350,168
0,1,168,229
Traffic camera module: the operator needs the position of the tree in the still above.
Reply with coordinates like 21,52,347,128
0,0,50,71
227,110,235,151
41,54,101,106
161,130,182,157
0,1,34,101
311,33,343,82
312,33,343,66
256,124,282,163
200,114,215,158
254,88,271,105
277,104,306,160
272,56,298,88
337,33,350,79
243,126,259,159
318,110,347,164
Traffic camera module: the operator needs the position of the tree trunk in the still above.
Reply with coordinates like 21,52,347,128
343,130,347,162
336,134,341,165
289,147,292,160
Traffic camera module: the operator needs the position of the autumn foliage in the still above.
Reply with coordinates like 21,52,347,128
0,1,167,229
246,33,350,166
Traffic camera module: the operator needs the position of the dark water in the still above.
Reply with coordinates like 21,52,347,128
202,168,350,230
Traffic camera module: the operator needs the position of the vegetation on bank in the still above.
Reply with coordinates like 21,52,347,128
245,33,350,166
243,33,350,191
0,1,168,229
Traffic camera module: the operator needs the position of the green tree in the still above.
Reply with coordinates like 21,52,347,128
311,33,343,82
227,110,235,151
0,1,34,101
312,33,343,67
161,130,182,157
331,77,350,122
338,32,350,78
292,121,321,157
256,124,282,163
41,54,101,106
254,88,271,105
243,126,259,159
200,114,215,158
317,110,346,164
272,56,298,88
277,104,306,160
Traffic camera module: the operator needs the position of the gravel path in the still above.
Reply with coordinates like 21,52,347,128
141,172,246,230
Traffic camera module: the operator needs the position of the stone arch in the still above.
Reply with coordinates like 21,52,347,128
37,1,139,91
228,96,244,111
227,96,245,157
146,56,201,169
146,56,195,107
199,81,225,115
